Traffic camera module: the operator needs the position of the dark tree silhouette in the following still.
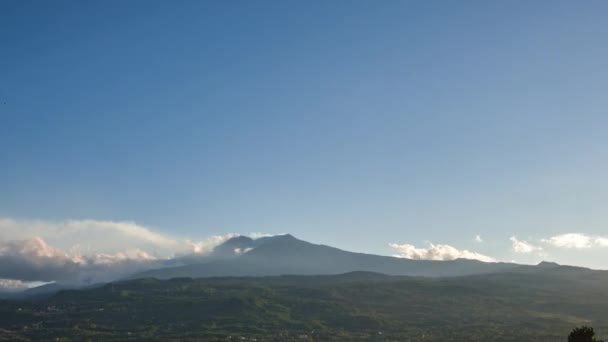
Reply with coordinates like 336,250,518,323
568,326,604,342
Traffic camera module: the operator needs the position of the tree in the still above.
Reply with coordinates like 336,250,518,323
568,326,604,342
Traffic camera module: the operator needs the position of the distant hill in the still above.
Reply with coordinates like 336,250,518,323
2,270,608,341
21,283,69,298
134,234,525,279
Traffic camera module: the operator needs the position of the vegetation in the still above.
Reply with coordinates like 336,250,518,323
0,271,607,341
569,326,604,342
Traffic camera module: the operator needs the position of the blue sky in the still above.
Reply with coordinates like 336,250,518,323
1,0,608,272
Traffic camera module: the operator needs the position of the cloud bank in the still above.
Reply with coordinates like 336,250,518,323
389,243,496,263
0,217,256,286
0,237,163,284
0,279,31,291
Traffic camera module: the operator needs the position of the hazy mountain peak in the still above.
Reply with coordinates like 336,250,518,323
258,234,298,242
133,235,524,280
223,235,255,245
537,261,560,268
208,234,299,258
209,236,255,258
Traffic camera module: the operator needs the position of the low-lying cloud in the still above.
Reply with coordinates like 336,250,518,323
389,243,496,263
0,217,266,286
0,278,31,291
0,237,163,284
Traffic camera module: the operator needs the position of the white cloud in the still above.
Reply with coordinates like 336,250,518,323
0,237,163,284
249,232,278,239
0,278,29,290
86,249,158,265
542,233,596,249
0,217,180,255
64,219,178,248
510,237,542,254
475,235,483,243
185,234,240,255
596,237,608,247
0,217,242,257
234,247,253,255
0,217,248,285
389,243,496,263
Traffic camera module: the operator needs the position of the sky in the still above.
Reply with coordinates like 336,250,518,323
1,0,608,286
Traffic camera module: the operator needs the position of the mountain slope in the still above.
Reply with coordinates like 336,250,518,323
3,271,608,341
134,234,521,279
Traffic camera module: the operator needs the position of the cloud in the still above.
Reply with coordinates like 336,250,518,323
0,237,162,284
184,234,240,255
596,237,608,247
475,235,483,243
234,247,253,255
0,217,251,285
64,219,178,248
85,249,158,265
540,233,608,249
0,217,241,257
389,243,496,263
0,278,50,291
0,279,30,291
249,232,278,239
181,233,276,256
510,237,542,254
0,218,181,256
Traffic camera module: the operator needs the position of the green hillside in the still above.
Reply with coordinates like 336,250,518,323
1,270,607,341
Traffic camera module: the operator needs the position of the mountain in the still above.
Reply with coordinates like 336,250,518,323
134,234,523,280
208,235,256,259
0,283,81,300
22,283,68,297
537,260,560,268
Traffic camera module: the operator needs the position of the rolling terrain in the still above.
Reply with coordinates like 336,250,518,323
1,269,608,341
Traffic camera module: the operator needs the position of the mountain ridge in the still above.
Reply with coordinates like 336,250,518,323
134,234,525,280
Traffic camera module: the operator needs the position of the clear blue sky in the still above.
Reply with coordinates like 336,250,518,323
1,0,608,267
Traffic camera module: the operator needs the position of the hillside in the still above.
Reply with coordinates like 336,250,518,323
1,270,608,341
